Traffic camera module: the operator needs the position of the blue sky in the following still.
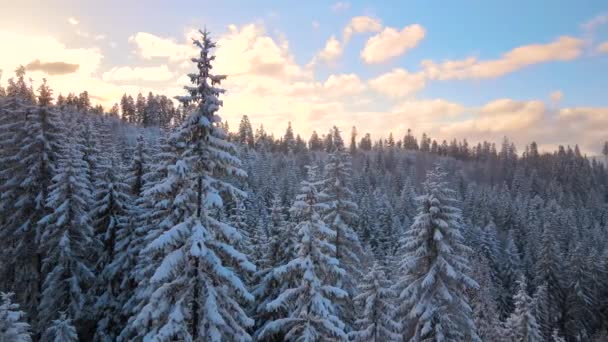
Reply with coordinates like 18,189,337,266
1,0,607,153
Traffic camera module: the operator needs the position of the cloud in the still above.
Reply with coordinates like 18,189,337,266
361,24,426,64
323,73,366,96
312,16,381,64
129,32,196,62
331,2,350,12
550,90,563,103
343,16,382,42
598,41,608,53
442,99,545,136
581,14,608,32
25,59,79,75
214,24,310,80
312,21,320,30
394,99,464,117
102,65,174,82
68,17,79,25
316,36,343,63
369,68,426,97
422,36,584,80
0,30,102,76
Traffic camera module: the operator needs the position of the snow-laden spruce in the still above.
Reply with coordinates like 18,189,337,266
129,30,255,342
349,262,400,342
505,276,542,342
0,292,31,342
258,165,348,341
395,164,479,341
37,137,96,338
43,313,78,342
252,195,296,338
319,127,363,292
0,79,65,315
91,151,132,341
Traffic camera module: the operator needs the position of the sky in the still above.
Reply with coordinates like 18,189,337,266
1,0,608,154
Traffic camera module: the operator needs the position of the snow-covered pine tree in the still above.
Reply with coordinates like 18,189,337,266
130,29,255,341
91,151,132,341
117,135,180,341
0,79,65,315
505,276,543,342
319,127,363,314
126,134,150,197
252,195,296,339
43,313,78,342
395,164,479,341
37,136,95,338
0,292,31,342
470,254,504,341
349,262,400,342
258,165,348,341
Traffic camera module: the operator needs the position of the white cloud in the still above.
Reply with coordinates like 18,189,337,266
369,68,426,97
331,2,350,12
598,41,608,53
312,16,381,64
316,36,343,63
323,73,366,96
68,17,79,25
102,65,174,82
343,16,382,42
550,90,563,103
312,21,320,30
214,24,310,80
129,32,196,62
442,99,545,135
361,24,426,64
422,36,584,80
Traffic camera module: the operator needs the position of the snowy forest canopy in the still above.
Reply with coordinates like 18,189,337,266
1,30,608,342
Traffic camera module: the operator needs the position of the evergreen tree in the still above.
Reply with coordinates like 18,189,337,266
395,164,479,341
43,313,78,342
1,79,64,315
252,196,296,339
349,262,400,342
91,152,132,341
505,276,543,342
258,166,347,341
319,127,362,294
126,134,149,197
130,29,255,341
37,138,95,337
0,292,31,342
238,115,255,148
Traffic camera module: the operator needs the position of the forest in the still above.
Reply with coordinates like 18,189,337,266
1,30,608,342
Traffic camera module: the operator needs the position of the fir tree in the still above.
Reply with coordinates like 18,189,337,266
258,166,347,341
37,138,95,337
395,164,479,341
43,313,78,342
131,29,255,341
349,262,400,342
505,276,543,342
0,292,31,342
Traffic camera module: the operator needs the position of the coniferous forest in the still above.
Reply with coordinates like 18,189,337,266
2,30,608,342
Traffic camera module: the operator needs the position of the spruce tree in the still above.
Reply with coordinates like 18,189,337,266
319,127,363,295
349,262,400,342
395,164,479,341
0,292,31,342
130,29,255,341
258,166,347,341
37,137,95,338
505,276,543,342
